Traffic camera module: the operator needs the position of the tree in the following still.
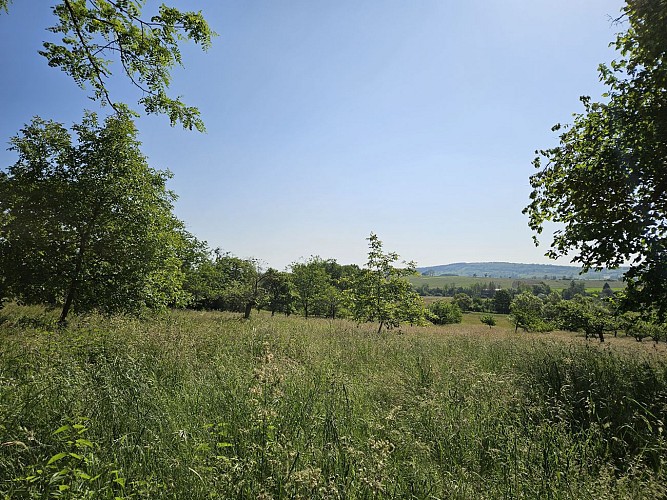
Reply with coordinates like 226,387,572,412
235,258,267,320
525,1,667,318
290,257,330,319
262,268,294,316
0,0,215,130
0,113,189,323
509,292,546,332
554,297,590,332
561,280,586,300
427,300,462,325
600,282,615,299
492,289,512,314
346,233,424,333
452,292,473,311
480,315,496,328
183,250,267,318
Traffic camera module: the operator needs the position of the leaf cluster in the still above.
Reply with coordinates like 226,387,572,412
3,0,215,130
525,0,667,318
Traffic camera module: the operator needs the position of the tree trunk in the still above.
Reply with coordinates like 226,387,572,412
377,321,384,334
244,302,253,319
59,237,88,326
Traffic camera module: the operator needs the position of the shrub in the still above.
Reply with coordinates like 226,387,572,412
480,315,496,328
427,300,462,325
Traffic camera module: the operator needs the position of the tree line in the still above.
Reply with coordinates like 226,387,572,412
2,1,667,340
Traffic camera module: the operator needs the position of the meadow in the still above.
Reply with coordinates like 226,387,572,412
1,304,666,499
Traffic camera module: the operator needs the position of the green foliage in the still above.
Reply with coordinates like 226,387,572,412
492,288,512,314
2,1,215,130
620,310,667,343
509,292,549,332
525,0,667,318
452,292,472,311
0,113,190,323
290,256,331,319
480,315,496,328
554,298,589,332
9,419,128,498
427,300,463,325
346,233,424,333
553,296,616,341
600,281,615,299
561,280,587,300
262,268,295,316
183,250,267,318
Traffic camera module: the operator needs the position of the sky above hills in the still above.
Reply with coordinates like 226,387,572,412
0,1,626,270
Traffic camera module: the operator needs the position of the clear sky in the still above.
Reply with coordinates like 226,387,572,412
0,1,626,270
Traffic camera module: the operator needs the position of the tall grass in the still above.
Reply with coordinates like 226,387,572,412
1,305,665,498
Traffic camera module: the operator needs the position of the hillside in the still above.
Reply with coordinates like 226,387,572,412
417,262,628,280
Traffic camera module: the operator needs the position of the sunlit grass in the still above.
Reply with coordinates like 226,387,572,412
1,305,665,498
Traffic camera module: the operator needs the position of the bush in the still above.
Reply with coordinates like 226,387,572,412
427,300,462,325
480,315,496,328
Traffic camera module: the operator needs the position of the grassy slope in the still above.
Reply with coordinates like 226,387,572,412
1,305,665,498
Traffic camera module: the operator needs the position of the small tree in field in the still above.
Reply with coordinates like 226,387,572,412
428,300,462,325
480,315,496,328
510,292,546,332
290,257,330,319
347,233,424,333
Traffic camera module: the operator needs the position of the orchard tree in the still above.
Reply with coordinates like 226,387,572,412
561,280,586,300
492,289,512,314
228,257,267,320
184,250,267,318
480,315,496,328
452,292,473,311
262,268,294,316
290,257,330,319
0,0,215,130
525,0,667,318
509,292,545,333
347,233,424,333
0,112,190,323
427,300,462,325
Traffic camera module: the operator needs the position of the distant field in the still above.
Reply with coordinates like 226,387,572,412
409,275,626,291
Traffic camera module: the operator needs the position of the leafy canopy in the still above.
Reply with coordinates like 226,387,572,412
347,233,424,333
290,257,331,320
1,0,215,131
0,112,190,322
525,0,667,318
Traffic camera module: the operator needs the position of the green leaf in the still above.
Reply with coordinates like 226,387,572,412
75,438,93,448
46,452,68,465
53,425,70,436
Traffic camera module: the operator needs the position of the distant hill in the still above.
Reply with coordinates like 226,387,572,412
417,262,628,280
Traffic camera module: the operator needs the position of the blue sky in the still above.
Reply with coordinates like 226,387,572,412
0,1,625,270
